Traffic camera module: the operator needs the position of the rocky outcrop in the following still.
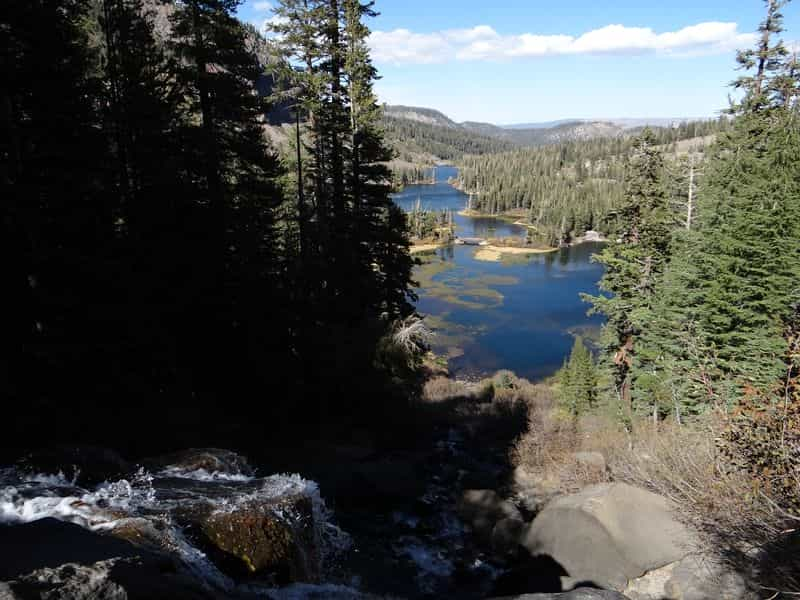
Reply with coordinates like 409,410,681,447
522,483,697,590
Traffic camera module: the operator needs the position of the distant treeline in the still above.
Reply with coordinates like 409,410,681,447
456,119,732,245
382,114,517,163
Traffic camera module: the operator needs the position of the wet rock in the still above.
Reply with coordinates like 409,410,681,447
142,448,254,479
108,517,174,554
457,489,521,543
491,517,527,559
17,447,131,487
9,561,128,600
197,495,320,584
0,518,142,580
522,483,697,590
0,519,213,600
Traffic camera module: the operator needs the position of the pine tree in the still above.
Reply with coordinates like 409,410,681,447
583,130,671,421
639,0,800,408
558,338,597,417
342,0,414,319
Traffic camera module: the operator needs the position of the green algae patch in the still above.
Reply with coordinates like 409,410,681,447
476,274,519,286
415,258,507,310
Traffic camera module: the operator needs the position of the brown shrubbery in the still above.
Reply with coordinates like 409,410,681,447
512,397,800,595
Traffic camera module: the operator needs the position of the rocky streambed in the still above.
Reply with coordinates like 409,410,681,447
0,399,752,600
0,448,355,598
0,429,518,600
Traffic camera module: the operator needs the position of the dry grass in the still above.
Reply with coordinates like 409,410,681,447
609,417,800,596
422,376,470,403
511,400,611,498
512,404,800,595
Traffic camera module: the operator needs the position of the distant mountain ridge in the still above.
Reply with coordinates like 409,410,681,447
503,117,713,130
382,104,712,150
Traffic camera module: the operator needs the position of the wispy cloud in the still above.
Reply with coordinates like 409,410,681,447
369,22,757,65
253,1,273,11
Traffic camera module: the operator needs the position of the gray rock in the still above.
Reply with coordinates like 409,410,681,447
491,588,630,599
512,467,559,513
522,483,697,590
457,489,521,543
572,452,606,474
624,554,753,600
491,517,527,558
666,554,751,599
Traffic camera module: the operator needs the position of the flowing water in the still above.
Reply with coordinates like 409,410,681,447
0,463,354,598
393,166,605,381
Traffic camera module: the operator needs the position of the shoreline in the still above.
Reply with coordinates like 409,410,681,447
411,242,450,254
474,245,558,262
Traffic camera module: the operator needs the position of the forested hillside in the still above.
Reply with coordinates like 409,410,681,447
456,119,730,244
3,0,419,451
541,3,800,589
381,114,517,162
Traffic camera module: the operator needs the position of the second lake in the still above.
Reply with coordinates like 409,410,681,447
394,165,605,381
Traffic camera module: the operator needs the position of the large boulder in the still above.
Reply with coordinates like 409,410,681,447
197,495,320,583
0,519,213,600
522,483,697,590
457,489,521,544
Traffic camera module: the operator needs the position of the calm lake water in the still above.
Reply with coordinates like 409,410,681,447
393,165,605,381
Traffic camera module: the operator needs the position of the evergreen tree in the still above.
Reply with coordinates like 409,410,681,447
638,0,800,408
558,338,597,417
583,130,671,421
343,0,414,319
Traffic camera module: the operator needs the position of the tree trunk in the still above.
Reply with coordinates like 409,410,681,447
686,161,694,230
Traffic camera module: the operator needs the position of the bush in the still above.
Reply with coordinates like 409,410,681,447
422,377,470,403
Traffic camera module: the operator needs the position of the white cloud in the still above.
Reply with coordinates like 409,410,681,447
369,22,757,65
253,1,273,11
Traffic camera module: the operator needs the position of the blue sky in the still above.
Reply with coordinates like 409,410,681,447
240,0,800,124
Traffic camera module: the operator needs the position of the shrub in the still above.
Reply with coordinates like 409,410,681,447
422,377,470,403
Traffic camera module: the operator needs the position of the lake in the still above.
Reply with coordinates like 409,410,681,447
393,165,605,381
